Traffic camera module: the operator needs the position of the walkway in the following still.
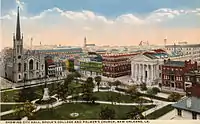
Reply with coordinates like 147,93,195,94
0,85,175,118
0,79,64,93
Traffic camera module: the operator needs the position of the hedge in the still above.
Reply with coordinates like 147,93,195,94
145,104,174,119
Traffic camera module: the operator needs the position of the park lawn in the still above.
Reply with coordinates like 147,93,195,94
145,104,174,119
0,104,23,112
1,103,155,120
1,81,83,102
93,92,151,103
0,82,58,102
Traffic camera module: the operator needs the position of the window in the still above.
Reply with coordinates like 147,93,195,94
42,64,44,70
29,59,33,70
19,74,21,79
177,109,182,116
24,63,26,71
18,63,21,72
192,112,197,119
36,62,39,70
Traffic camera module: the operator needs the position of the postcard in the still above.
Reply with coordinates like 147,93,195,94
0,0,200,124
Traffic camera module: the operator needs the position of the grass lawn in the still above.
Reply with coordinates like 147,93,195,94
0,82,58,102
1,103,155,120
1,81,83,102
145,104,174,119
92,92,151,103
0,104,23,112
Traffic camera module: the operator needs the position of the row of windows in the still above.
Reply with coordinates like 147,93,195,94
18,61,44,72
167,47,200,51
163,68,183,71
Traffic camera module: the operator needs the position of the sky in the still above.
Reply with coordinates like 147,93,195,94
1,0,200,49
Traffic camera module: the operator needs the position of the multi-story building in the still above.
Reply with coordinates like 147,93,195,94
165,43,200,65
102,53,137,78
161,59,197,92
184,69,200,90
79,52,103,77
45,56,56,77
36,46,83,57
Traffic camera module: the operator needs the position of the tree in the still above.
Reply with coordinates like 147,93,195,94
99,106,115,120
14,101,36,120
82,77,95,103
107,81,113,90
56,84,68,101
14,87,37,102
126,85,138,95
140,83,147,91
168,92,182,102
113,80,121,88
94,76,102,92
146,88,155,102
73,71,81,83
152,87,160,94
86,77,95,89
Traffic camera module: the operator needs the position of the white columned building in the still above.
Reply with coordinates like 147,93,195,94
130,54,163,86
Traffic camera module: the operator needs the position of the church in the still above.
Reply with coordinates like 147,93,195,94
3,7,45,83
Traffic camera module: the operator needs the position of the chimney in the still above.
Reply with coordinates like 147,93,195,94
186,97,192,108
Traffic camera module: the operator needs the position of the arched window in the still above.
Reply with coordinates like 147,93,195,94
29,59,33,70
18,63,21,72
36,62,39,70
24,63,27,71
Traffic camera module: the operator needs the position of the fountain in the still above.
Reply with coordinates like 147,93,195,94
70,112,79,118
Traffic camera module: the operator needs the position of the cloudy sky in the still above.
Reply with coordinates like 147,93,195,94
1,0,200,49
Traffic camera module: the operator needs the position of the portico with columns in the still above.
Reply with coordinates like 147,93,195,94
130,54,161,86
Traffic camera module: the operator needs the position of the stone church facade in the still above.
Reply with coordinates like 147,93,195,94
4,7,45,83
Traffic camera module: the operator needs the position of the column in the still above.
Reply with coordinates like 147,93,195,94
147,64,149,81
135,64,137,81
142,64,145,82
134,64,137,81
154,65,157,80
138,64,141,82
151,64,154,82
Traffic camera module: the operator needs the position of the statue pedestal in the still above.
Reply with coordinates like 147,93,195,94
42,88,50,101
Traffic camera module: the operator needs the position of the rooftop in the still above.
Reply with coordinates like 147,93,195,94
164,60,185,67
172,96,200,114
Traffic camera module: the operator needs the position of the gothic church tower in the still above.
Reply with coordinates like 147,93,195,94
13,7,24,83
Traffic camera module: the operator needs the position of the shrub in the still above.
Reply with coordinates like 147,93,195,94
152,87,160,94
168,92,182,102
146,104,174,119
140,83,147,91
99,87,110,90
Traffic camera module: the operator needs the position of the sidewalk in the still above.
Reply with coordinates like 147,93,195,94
0,78,64,93
0,76,66,91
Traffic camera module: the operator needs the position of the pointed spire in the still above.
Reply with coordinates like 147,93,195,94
16,7,21,40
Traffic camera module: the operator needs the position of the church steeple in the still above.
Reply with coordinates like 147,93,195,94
16,7,21,40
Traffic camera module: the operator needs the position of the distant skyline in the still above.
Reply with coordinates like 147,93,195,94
1,0,200,50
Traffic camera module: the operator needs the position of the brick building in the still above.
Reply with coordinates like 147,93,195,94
102,53,137,78
161,59,197,92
